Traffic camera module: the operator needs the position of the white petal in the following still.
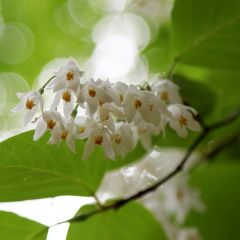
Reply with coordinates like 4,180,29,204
23,108,36,126
102,135,115,160
67,135,76,153
83,138,95,160
86,97,98,115
51,91,62,110
187,119,201,132
33,119,47,141
123,95,136,122
63,99,74,118
11,98,26,112
140,132,152,150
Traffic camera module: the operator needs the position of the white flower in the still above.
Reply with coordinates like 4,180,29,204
168,104,201,137
47,58,82,92
136,121,160,150
161,176,205,224
12,91,43,126
123,86,168,126
48,117,77,153
151,79,182,104
33,110,62,141
51,88,77,117
82,123,115,160
112,82,129,106
111,123,134,157
176,227,202,240
78,79,116,116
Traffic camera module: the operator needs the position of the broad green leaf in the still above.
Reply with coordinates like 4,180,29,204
0,211,47,240
67,202,167,240
172,0,240,71
186,161,240,240
0,131,145,201
173,75,217,117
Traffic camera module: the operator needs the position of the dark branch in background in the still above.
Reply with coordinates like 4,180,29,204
205,130,240,160
55,106,240,225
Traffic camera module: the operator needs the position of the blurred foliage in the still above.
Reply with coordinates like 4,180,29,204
0,0,240,239
67,202,167,240
0,211,47,240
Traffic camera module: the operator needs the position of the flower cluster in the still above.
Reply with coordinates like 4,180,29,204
12,58,201,160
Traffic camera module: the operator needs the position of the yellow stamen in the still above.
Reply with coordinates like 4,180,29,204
25,99,36,110
120,94,124,102
149,104,154,111
66,71,74,81
88,88,96,97
61,131,68,140
47,119,56,130
79,127,85,134
179,116,188,127
176,190,184,200
62,91,71,102
114,134,121,144
160,91,169,102
99,100,104,106
94,135,103,145
134,99,142,109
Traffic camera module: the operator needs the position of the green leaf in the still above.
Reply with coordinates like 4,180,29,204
0,211,47,240
173,75,217,117
67,202,167,240
172,0,240,71
0,131,146,201
186,161,240,240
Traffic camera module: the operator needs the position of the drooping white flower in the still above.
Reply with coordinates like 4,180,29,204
47,58,83,92
80,122,115,160
161,176,205,224
123,86,168,126
33,110,62,141
168,104,201,137
48,117,77,153
112,81,129,106
78,79,117,116
136,121,160,150
12,91,43,126
111,123,134,157
151,78,182,104
176,227,202,240
51,88,77,117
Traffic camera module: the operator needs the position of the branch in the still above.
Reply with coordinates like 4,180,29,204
60,107,240,225
205,130,240,160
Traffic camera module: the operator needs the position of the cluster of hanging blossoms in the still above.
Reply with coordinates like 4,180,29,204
12,58,201,160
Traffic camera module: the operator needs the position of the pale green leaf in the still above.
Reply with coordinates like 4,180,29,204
67,202,167,240
0,211,47,240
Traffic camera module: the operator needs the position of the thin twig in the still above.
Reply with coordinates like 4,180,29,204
57,107,240,225
39,75,56,94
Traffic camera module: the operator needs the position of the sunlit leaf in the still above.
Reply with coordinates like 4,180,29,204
0,211,47,240
67,202,167,240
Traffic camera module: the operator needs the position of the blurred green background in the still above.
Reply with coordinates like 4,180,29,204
0,0,240,240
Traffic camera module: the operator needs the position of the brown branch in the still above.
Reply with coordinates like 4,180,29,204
58,107,240,225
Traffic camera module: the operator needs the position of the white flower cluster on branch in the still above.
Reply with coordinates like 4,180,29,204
12,58,201,160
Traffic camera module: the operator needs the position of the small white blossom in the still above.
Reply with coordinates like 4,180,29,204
123,86,168,126
78,79,116,116
136,121,160,150
111,123,134,157
162,176,205,223
12,91,43,126
51,88,77,117
48,117,77,153
47,58,82,92
151,79,182,104
33,110,62,141
176,227,202,240
168,104,201,137
81,123,115,160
